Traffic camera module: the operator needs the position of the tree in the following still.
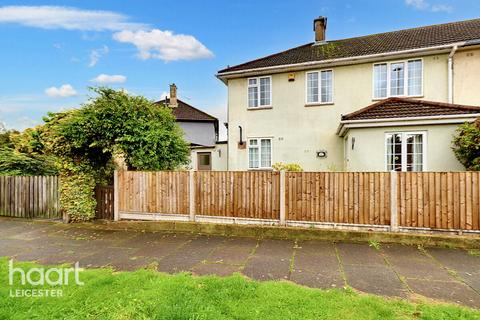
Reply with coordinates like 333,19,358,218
41,87,190,221
452,119,480,171
0,128,58,176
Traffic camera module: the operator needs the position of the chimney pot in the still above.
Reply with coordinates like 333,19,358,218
169,83,178,108
314,16,327,42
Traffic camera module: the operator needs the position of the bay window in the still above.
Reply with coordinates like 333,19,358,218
373,59,423,99
307,70,333,104
386,132,426,172
248,138,272,169
248,76,271,108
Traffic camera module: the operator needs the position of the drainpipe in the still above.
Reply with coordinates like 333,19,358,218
448,45,458,104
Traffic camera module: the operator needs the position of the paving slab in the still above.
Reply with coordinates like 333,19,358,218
336,242,386,266
206,237,257,265
426,247,480,273
77,247,137,268
408,279,480,308
343,264,407,297
132,234,193,259
382,244,453,281
290,241,343,289
157,236,225,273
242,239,293,281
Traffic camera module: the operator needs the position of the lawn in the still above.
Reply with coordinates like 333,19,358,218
0,258,478,320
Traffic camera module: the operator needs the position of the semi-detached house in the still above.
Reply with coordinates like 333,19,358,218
216,17,480,172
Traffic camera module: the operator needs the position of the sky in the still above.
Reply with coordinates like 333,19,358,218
0,0,479,139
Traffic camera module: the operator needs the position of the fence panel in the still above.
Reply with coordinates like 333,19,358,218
195,171,280,219
398,172,480,230
285,172,391,225
117,171,189,215
0,176,60,219
95,185,114,220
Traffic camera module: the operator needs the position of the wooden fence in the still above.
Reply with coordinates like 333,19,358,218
116,170,480,232
117,171,190,215
195,171,280,220
0,176,61,219
398,172,480,230
95,185,114,220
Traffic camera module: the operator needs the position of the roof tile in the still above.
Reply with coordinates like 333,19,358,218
342,98,480,121
155,98,217,122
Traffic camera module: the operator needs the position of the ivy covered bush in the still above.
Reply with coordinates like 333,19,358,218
452,119,480,171
35,88,190,221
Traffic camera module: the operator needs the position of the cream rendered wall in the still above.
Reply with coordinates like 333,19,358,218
454,47,480,106
344,124,465,172
189,143,228,171
227,54,450,171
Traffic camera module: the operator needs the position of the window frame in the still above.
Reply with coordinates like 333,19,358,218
384,131,427,172
247,137,273,170
305,69,334,105
372,58,424,100
247,76,272,109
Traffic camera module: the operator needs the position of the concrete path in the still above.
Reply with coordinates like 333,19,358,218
0,218,479,308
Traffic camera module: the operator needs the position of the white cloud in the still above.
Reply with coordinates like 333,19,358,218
0,5,145,31
431,4,453,12
45,84,77,98
88,45,109,67
113,29,214,62
405,0,452,12
91,74,127,84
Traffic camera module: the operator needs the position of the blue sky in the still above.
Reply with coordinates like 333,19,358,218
0,0,479,138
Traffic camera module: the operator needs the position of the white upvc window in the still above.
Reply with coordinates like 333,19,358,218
373,59,423,99
306,70,333,104
248,76,271,108
385,132,426,172
248,138,272,169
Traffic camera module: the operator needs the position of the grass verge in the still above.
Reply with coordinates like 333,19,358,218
0,258,478,320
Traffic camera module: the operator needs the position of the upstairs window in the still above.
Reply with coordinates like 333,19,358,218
373,59,423,99
248,76,271,108
248,138,272,169
307,70,333,104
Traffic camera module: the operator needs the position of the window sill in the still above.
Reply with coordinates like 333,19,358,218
248,168,273,171
247,106,273,111
305,102,334,107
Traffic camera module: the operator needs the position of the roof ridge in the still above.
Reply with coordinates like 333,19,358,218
331,17,480,44
218,17,480,75
342,98,480,121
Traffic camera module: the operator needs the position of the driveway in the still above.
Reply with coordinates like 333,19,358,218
0,218,479,308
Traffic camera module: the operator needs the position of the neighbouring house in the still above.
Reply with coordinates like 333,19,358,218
155,84,227,171
216,17,480,172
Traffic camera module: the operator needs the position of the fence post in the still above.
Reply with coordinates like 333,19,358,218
189,170,195,221
279,170,286,226
113,170,119,221
390,171,398,232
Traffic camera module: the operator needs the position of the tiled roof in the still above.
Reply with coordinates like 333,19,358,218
342,98,480,121
155,98,217,122
218,18,480,74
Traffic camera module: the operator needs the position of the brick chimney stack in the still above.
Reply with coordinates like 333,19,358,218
169,83,178,108
314,16,327,42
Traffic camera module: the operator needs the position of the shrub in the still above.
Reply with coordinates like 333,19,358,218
272,162,303,172
452,119,480,171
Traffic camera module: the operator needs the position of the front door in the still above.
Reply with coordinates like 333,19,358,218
197,152,212,170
